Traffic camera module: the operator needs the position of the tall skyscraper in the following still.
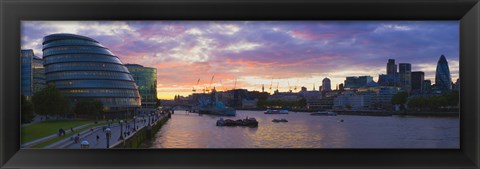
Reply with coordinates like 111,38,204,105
43,33,141,115
378,59,400,87
321,77,332,92
435,55,452,92
399,63,412,92
125,64,158,108
387,59,397,76
411,71,425,93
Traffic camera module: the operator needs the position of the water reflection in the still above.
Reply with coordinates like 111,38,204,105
151,110,459,148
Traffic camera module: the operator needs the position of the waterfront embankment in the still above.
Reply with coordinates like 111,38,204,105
236,108,459,117
334,110,459,117
113,113,171,148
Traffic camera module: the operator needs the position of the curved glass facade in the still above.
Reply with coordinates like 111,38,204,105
435,55,452,92
125,64,157,108
43,33,141,110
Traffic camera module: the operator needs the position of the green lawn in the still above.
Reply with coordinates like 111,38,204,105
22,120,92,144
31,121,109,148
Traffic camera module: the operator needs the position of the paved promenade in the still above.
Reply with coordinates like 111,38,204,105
60,115,164,149
23,122,94,148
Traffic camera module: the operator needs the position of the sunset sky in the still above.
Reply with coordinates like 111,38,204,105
21,21,459,100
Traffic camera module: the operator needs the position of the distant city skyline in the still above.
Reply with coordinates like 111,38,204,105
21,21,459,99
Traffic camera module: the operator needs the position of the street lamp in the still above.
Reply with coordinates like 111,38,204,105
105,128,111,148
148,114,151,125
133,116,136,131
118,120,124,140
80,140,89,149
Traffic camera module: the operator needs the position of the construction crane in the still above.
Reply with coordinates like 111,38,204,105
233,78,237,90
219,79,224,91
269,79,273,93
288,81,291,92
276,82,279,92
294,79,299,91
207,74,215,93
192,78,200,92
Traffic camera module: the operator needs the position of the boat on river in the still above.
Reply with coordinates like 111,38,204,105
272,118,288,122
264,109,289,114
216,117,258,127
310,111,337,116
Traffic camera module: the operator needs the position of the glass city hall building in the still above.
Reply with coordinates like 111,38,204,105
43,33,141,115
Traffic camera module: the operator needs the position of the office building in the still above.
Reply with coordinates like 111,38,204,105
435,55,452,92
387,59,397,76
454,78,460,91
43,33,141,114
344,76,373,89
125,64,158,108
399,63,412,92
423,80,432,93
321,77,332,92
411,71,425,93
21,49,46,99
333,94,371,110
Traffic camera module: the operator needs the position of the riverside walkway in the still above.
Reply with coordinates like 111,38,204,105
55,114,166,149
22,122,97,148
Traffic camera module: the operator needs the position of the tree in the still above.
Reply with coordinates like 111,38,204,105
298,98,307,108
391,92,408,105
445,91,459,107
391,92,409,110
156,99,161,108
407,97,426,111
74,100,104,120
92,100,103,121
31,85,69,118
21,95,35,123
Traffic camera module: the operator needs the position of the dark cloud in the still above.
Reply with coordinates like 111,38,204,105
21,21,459,99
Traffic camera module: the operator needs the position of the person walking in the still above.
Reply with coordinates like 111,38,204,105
96,134,100,144
74,134,80,143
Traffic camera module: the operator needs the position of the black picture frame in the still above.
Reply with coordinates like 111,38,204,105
1,0,479,168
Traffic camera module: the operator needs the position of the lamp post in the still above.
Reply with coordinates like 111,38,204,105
118,120,124,140
80,140,89,149
105,128,111,148
148,114,151,125
133,116,136,131
148,114,152,125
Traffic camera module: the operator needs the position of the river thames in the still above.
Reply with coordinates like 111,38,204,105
150,110,459,148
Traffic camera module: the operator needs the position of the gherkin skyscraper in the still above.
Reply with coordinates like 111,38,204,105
435,55,452,92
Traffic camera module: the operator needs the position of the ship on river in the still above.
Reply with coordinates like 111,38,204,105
194,88,236,116
264,109,289,114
